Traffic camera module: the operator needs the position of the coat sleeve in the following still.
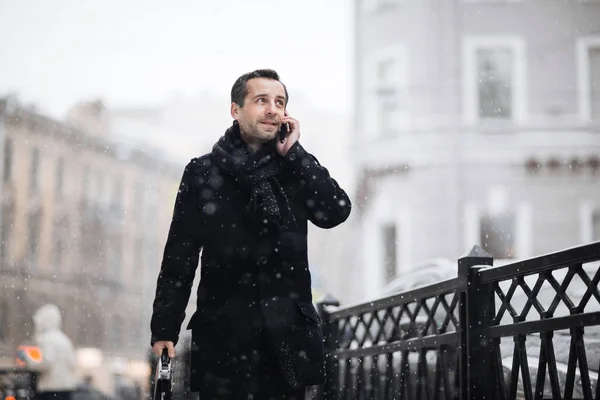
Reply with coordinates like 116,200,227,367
282,142,352,229
150,159,204,346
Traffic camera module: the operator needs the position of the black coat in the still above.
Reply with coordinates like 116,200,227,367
150,141,351,395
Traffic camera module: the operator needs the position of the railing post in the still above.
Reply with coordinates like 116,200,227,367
316,296,340,400
458,245,495,399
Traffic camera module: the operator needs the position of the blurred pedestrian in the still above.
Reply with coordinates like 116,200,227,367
27,304,77,400
150,69,351,399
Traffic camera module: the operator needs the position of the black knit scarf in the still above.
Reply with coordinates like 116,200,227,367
212,121,293,227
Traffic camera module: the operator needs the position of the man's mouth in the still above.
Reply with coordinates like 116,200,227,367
261,121,278,127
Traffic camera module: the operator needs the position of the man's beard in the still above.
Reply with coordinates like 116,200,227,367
242,120,277,142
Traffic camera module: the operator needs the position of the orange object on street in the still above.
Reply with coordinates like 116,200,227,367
15,345,43,366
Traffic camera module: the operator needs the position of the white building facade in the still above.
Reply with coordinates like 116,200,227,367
352,0,600,301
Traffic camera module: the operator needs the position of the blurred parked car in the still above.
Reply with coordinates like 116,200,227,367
381,258,456,297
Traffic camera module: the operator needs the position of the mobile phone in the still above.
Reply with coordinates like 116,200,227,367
279,122,288,143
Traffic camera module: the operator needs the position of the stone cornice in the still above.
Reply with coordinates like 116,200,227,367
0,99,182,178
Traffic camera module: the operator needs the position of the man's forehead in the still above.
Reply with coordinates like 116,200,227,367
246,78,286,97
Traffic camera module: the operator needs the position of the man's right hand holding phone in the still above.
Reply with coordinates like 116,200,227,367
277,112,300,157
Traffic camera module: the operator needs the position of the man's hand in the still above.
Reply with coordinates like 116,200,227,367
153,341,176,358
277,113,300,156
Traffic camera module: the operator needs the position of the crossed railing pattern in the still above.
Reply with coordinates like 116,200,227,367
337,288,459,349
319,278,462,399
483,256,600,399
492,264,600,325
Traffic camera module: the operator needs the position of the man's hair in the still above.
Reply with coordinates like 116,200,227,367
231,69,289,107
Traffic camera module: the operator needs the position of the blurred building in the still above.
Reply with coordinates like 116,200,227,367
353,0,600,300
0,97,181,382
107,91,232,164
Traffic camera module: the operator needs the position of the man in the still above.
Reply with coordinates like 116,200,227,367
150,69,351,399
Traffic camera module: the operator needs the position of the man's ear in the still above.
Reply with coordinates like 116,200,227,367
230,102,240,120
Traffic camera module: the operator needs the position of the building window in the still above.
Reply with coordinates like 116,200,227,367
135,238,144,286
111,179,123,216
589,47,600,121
92,312,103,346
377,59,401,135
143,180,158,229
479,213,516,259
477,48,513,119
96,172,105,204
592,209,600,242
577,37,600,122
0,302,8,341
53,218,68,271
54,234,64,271
81,166,90,202
142,239,159,288
107,234,122,280
28,210,42,265
55,157,65,200
364,46,409,138
375,54,409,135
382,223,397,283
3,138,12,183
1,203,14,265
113,316,125,343
134,181,145,222
111,315,124,344
30,147,40,194
463,37,526,124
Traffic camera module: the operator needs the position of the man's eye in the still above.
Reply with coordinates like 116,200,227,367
257,98,265,103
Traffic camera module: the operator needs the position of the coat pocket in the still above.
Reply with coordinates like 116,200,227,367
186,312,213,330
186,299,250,330
185,305,228,330
296,301,321,325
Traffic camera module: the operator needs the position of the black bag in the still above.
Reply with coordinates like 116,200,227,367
153,349,173,400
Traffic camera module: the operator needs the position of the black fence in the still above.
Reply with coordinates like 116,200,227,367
314,242,600,400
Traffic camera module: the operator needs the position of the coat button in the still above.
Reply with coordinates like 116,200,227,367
288,152,296,161
259,256,268,264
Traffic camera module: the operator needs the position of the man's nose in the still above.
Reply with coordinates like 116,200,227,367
265,102,277,115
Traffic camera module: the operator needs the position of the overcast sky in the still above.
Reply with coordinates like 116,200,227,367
0,0,354,119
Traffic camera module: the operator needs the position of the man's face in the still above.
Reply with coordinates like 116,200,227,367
231,78,287,143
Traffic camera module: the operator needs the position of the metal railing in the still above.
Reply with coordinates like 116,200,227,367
315,241,600,399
